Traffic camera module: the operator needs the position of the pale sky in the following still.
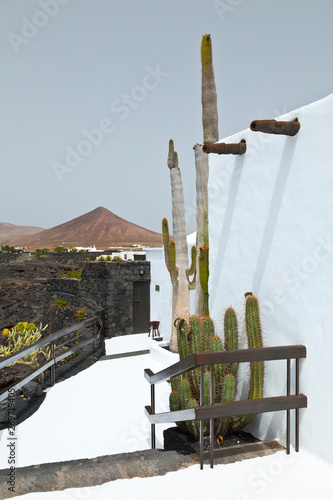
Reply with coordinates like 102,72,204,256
1,0,332,234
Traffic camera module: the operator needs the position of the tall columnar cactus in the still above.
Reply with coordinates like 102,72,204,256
198,246,209,317
232,293,264,431
195,34,219,317
163,140,196,352
201,34,219,145
170,293,264,438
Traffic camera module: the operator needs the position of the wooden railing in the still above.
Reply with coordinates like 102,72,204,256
0,314,104,403
145,345,307,469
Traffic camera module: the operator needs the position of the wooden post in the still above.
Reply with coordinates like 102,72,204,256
250,119,300,136
202,139,246,155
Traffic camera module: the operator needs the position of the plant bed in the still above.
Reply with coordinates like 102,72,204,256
0,337,105,429
0,382,46,430
163,426,260,455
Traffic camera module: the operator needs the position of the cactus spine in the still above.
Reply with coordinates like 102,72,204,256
163,140,196,352
170,294,264,439
195,34,219,317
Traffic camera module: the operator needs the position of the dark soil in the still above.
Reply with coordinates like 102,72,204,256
164,426,260,455
0,384,46,431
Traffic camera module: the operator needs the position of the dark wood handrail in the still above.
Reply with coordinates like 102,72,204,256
145,344,307,469
144,345,306,385
145,394,307,424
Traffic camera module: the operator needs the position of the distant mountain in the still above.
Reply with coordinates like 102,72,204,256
5,207,163,250
0,223,45,244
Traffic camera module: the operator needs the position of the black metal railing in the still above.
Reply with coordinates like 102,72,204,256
144,345,307,469
0,314,104,403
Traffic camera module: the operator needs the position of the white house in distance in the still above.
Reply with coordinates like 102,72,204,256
96,249,147,261
153,94,333,465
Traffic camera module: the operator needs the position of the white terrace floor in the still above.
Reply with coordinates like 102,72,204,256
0,334,332,499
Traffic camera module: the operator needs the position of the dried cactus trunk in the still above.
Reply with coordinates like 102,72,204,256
163,140,196,352
195,34,219,317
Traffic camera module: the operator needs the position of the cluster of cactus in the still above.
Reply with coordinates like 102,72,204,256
169,293,264,438
0,322,50,369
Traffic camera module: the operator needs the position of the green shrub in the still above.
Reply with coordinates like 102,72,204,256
106,255,112,261
65,270,82,279
97,256,105,261
112,256,122,261
1,245,15,252
54,299,68,307
35,248,49,255
53,246,67,253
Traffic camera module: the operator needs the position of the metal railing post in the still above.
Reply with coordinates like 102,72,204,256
295,358,300,452
286,359,291,454
91,322,94,353
50,341,55,387
200,364,204,469
151,383,156,449
210,364,214,468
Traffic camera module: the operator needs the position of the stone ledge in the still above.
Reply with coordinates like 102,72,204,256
0,440,284,498
100,349,150,360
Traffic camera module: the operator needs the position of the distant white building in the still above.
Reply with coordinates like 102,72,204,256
96,250,146,261
70,245,103,252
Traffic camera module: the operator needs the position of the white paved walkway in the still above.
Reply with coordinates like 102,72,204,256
1,334,332,499
0,334,173,469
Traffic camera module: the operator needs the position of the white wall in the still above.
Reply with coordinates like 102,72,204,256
208,94,333,463
146,248,172,342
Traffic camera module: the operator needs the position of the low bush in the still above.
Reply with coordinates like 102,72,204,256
0,322,49,369
54,299,68,307
65,270,82,279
